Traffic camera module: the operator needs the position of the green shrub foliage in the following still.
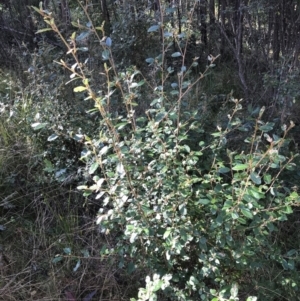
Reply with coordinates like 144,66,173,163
33,4,300,301
85,102,299,301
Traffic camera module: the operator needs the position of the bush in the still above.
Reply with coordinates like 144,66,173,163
34,4,300,301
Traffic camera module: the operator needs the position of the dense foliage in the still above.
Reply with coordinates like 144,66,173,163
1,1,300,301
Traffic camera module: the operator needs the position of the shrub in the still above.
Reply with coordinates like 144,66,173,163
34,4,300,301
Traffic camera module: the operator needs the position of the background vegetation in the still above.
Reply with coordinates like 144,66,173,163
0,0,300,300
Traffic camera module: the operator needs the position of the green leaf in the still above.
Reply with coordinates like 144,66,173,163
76,31,90,42
31,6,41,13
31,122,48,130
116,162,125,177
146,57,154,64
243,194,254,203
199,237,207,250
246,297,258,301
47,133,58,141
73,259,81,272
52,256,63,264
89,162,99,174
164,31,173,37
258,106,265,118
83,48,95,55
183,145,190,153
155,112,167,123
231,212,239,219
116,122,128,130
263,173,272,184
148,25,159,32
102,49,110,60
71,21,79,28
282,258,292,270
137,80,145,86
248,186,264,200
129,80,145,88
167,66,174,73
230,283,238,298
286,249,297,257
74,86,87,92
127,261,136,274
77,185,88,190
198,199,210,205
218,167,230,173
153,280,163,292
250,172,261,185
259,122,274,132
44,159,54,172
63,247,71,255
141,205,154,216
163,228,172,239
232,164,248,171
129,82,139,88
74,134,84,141
237,217,247,224
216,213,223,225
171,52,182,57
100,145,110,155
36,28,52,33
267,222,275,232
166,7,176,13
282,205,293,214
241,208,253,219
81,249,90,258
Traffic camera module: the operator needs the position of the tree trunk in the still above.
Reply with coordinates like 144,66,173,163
200,0,207,46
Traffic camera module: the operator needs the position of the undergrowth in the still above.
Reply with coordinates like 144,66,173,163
0,2,300,301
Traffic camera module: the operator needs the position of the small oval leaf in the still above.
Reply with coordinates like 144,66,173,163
102,49,110,60
218,167,230,173
231,212,239,219
164,31,173,37
105,37,112,47
89,162,99,174
73,259,81,272
250,172,261,185
47,133,58,141
241,208,253,219
76,31,90,42
74,86,87,92
31,122,48,130
232,164,248,171
147,25,159,32
146,57,154,64
52,256,63,264
36,28,52,33
171,52,182,57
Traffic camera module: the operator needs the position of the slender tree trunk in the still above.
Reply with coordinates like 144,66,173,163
100,0,111,34
220,0,226,55
209,0,215,36
273,8,280,61
200,0,207,46
177,0,182,35
59,0,71,31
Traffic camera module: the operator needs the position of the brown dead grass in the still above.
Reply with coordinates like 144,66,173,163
0,184,142,301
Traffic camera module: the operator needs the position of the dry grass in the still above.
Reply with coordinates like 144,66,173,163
0,185,142,301
0,117,141,301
